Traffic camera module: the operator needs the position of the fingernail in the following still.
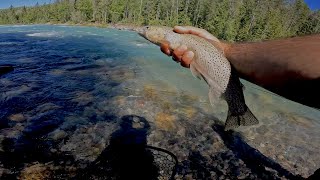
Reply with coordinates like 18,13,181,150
178,45,188,51
166,49,172,55
174,26,186,31
186,51,194,59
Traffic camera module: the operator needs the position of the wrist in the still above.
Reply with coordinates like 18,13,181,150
220,41,232,57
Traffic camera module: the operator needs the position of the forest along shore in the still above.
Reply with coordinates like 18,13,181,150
0,0,319,42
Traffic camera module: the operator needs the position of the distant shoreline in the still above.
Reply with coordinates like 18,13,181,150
0,22,141,31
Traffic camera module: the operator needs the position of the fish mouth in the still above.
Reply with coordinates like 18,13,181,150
135,27,146,38
137,28,153,45
138,32,145,38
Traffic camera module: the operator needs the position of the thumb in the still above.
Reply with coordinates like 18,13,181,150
173,26,220,42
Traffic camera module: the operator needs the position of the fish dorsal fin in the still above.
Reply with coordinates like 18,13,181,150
208,86,222,108
190,62,202,80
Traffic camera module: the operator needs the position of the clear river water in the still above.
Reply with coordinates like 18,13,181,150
0,25,319,179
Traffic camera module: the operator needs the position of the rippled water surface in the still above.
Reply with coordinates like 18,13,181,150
0,25,319,179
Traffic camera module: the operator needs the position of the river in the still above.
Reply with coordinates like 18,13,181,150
0,25,319,179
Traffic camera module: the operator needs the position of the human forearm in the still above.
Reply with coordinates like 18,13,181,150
160,26,320,108
225,35,320,108
225,35,320,86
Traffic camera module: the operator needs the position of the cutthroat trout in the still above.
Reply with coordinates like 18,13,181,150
138,26,259,130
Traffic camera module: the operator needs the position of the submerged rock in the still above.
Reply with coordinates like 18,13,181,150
20,163,52,180
143,84,159,101
8,113,26,122
155,112,177,131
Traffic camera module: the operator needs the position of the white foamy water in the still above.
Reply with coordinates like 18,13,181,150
11,25,32,27
0,42,20,45
26,31,62,37
135,43,148,47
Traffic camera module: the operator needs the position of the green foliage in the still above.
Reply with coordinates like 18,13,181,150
0,0,319,41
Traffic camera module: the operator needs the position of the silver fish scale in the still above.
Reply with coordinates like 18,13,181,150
166,32,231,92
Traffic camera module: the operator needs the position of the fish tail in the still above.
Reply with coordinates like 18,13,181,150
225,105,259,131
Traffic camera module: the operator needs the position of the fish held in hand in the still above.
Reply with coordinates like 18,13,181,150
138,26,259,130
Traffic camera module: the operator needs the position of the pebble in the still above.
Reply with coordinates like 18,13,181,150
177,128,186,137
8,114,26,122
132,116,140,123
132,122,143,129
36,103,61,113
19,163,51,180
51,130,67,140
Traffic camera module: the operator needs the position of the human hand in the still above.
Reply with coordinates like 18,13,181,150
160,26,224,68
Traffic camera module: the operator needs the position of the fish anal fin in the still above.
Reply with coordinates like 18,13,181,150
190,63,202,80
208,87,222,108
224,105,259,131
241,82,245,90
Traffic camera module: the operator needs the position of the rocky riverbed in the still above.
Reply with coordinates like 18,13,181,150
0,25,319,179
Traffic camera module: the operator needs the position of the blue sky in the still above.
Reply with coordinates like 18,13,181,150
0,0,52,9
305,0,320,10
0,0,319,10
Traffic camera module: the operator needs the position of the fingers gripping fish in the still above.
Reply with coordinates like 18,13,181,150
138,26,259,130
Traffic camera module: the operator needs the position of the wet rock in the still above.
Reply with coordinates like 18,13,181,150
286,113,315,128
179,93,199,104
20,163,52,180
0,128,22,139
0,78,14,86
49,69,66,76
36,103,61,113
177,128,186,137
25,112,64,137
1,85,32,100
0,167,12,178
132,121,144,129
160,101,174,112
113,95,126,106
8,113,26,122
155,112,176,131
60,122,117,161
109,68,135,82
255,125,268,135
50,129,68,141
179,106,197,119
143,84,159,101
71,92,94,106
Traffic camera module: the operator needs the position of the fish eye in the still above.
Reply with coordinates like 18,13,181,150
146,26,150,29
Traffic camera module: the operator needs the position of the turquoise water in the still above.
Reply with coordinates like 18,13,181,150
0,25,319,179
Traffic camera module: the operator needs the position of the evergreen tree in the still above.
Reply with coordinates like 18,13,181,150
0,0,318,41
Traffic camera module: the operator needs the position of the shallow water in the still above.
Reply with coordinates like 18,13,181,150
0,25,319,179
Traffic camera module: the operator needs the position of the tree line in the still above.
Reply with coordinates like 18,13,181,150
0,0,319,41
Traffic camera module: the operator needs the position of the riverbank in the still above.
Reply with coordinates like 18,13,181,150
0,22,141,31
48,22,141,31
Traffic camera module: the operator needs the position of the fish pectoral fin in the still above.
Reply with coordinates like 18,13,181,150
208,87,222,108
190,63,202,80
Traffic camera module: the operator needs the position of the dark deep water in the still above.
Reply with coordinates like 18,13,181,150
0,25,319,179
